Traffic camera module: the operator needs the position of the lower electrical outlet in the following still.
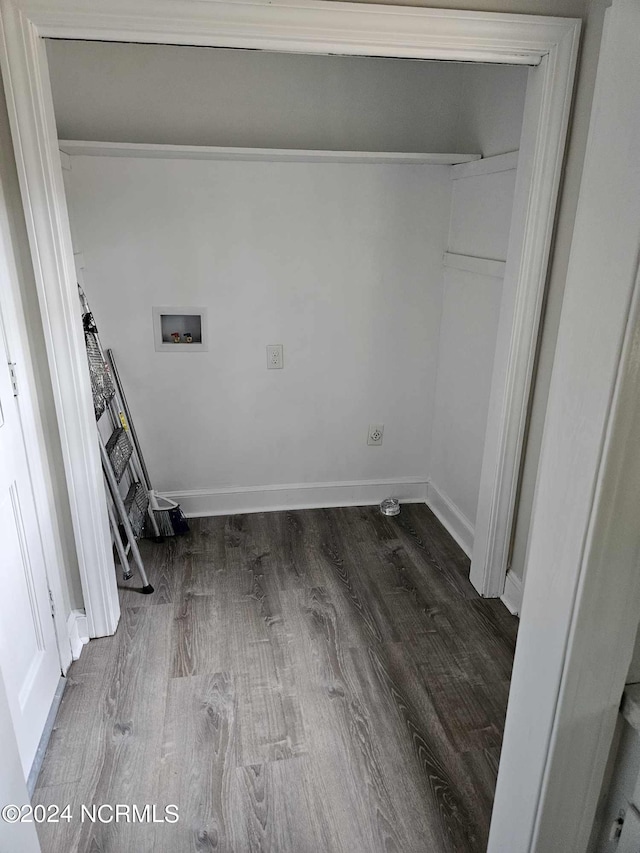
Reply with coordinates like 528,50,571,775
367,423,384,446
266,344,283,369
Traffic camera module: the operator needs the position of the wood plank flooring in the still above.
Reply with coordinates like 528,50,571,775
33,504,518,853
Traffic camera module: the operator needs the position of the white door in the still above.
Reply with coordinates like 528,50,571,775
0,669,41,853
0,293,61,778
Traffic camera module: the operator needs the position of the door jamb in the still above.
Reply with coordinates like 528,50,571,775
471,51,559,599
0,93,72,672
490,2,640,847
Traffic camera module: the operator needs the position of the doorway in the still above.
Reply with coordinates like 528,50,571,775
0,2,578,640
0,1,580,848
49,41,528,622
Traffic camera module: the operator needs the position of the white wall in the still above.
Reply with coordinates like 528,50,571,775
455,64,529,157
429,266,503,537
65,155,451,510
66,151,522,527
428,160,518,553
46,39,527,156
51,41,527,519
448,167,519,260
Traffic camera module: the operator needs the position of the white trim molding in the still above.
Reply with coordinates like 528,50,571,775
12,1,576,64
163,478,428,517
490,3,640,849
59,139,481,166
0,2,120,638
470,35,578,599
25,677,65,797
66,609,89,662
501,569,523,616
0,98,74,672
425,481,474,558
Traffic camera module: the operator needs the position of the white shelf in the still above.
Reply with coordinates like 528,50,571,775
451,150,519,180
443,252,506,279
59,140,481,166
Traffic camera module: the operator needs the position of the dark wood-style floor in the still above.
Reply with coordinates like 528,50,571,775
33,504,517,853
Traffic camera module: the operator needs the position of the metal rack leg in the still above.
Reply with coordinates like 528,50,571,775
146,504,163,542
105,493,133,581
106,395,163,542
106,349,153,488
99,439,153,594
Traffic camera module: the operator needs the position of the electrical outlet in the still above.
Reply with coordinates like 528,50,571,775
367,424,384,446
266,344,283,369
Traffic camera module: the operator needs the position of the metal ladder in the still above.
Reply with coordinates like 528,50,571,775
80,287,158,594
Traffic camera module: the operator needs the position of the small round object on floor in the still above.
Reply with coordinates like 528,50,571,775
380,497,400,517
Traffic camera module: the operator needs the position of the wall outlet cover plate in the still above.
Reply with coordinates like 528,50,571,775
368,423,384,445
267,344,284,369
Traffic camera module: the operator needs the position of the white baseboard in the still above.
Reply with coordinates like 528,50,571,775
161,477,428,517
67,609,89,661
501,569,523,616
161,478,520,609
425,481,474,557
27,677,65,797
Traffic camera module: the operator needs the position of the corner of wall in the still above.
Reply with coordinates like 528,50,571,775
425,480,474,558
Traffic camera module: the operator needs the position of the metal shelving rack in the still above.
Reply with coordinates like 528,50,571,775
80,287,158,594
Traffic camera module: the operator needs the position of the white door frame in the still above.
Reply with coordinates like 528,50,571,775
469,58,562,598
0,80,72,673
490,2,640,848
0,0,579,634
